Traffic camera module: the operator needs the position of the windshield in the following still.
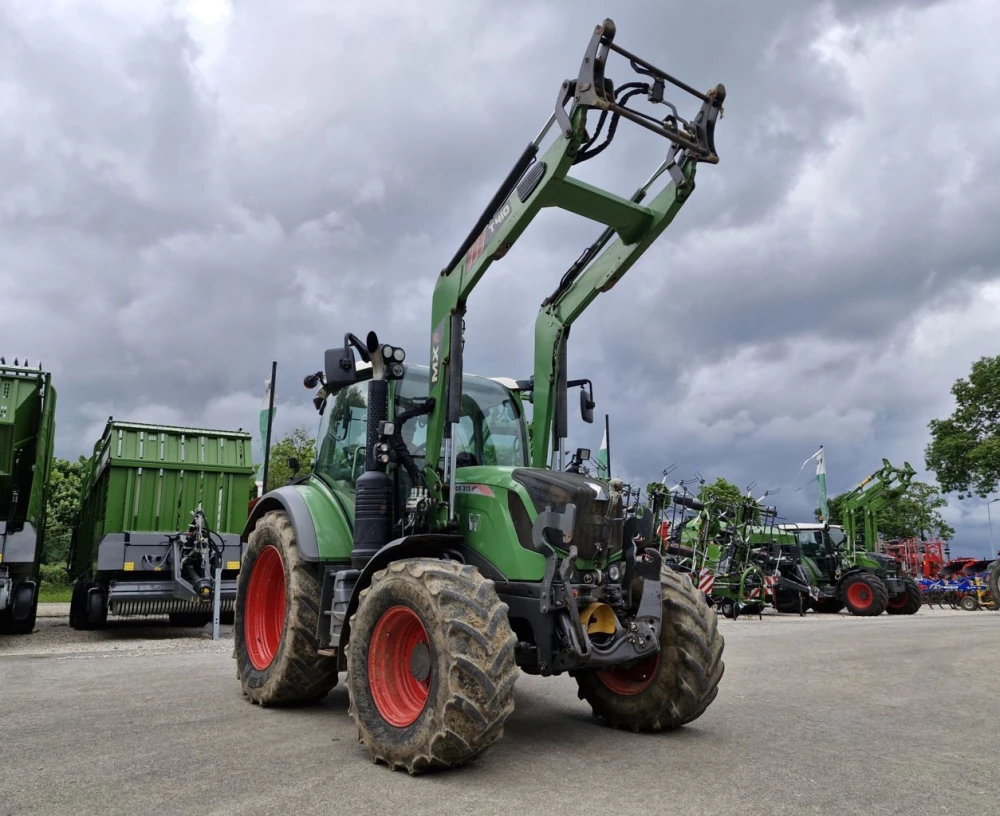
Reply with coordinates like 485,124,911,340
396,366,527,469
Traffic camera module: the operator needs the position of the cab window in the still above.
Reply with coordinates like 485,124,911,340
313,382,369,491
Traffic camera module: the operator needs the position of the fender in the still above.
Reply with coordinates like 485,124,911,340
337,534,507,657
243,486,322,561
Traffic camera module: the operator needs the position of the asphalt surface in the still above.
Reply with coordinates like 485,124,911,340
1,607,996,816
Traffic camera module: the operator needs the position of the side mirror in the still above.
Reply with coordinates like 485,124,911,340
287,457,300,478
324,332,372,392
324,345,359,391
579,387,595,424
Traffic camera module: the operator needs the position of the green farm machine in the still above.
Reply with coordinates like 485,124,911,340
0,359,56,635
778,459,922,616
234,19,727,773
660,486,810,618
68,419,255,629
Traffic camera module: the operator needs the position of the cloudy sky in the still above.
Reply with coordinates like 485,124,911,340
3,0,999,556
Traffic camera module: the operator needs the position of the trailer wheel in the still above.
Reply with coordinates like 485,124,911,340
69,579,107,631
959,594,979,612
346,558,517,774
0,580,38,635
574,567,725,732
885,578,922,615
841,573,888,616
234,510,338,706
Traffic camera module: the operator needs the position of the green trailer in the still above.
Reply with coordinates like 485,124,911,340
68,419,256,629
0,360,56,635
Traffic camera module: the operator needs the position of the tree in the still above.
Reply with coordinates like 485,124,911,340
698,477,742,508
264,427,317,492
925,355,1000,499
43,456,88,565
822,480,955,542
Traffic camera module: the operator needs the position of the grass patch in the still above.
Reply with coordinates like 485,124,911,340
39,586,73,603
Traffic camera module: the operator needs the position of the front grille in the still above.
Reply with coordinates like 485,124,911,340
511,469,622,561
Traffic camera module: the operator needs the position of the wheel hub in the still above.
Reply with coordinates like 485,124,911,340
596,654,659,696
369,605,431,728
245,545,287,671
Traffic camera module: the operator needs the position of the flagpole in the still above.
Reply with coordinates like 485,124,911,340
261,360,277,494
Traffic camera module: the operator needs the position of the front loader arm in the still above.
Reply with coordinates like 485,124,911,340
423,18,725,524
530,157,700,469
841,459,915,552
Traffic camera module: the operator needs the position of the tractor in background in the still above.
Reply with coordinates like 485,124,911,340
778,459,922,616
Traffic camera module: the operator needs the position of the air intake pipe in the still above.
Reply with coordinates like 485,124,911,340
351,332,394,569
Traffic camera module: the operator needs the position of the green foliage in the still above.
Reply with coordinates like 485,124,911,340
265,427,317,492
698,477,742,508
39,562,72,590
823,480,955,541
925,355,1000,498
42,456,88,565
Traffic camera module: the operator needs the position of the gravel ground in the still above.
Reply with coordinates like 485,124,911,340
1,604,996,816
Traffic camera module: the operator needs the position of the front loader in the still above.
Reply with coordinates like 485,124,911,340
233,19,727,774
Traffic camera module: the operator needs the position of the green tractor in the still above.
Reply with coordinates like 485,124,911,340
0,359,56,636
233,19,727,773
777,459,923,616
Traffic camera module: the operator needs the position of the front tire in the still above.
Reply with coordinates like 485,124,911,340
346,558,517,774
885,578,921,615
812,598,844,614
841,573,888,616
234,510,338,706
574,567,725,732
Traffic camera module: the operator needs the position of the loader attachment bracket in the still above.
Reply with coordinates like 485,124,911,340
557,18,725,165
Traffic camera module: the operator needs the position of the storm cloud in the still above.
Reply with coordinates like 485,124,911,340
2,0,998,555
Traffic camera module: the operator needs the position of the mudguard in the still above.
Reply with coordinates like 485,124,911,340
242,482,353,562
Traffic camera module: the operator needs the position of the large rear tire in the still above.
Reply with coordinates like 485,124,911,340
988,561,1000,606
885,578,921,615
574,567,725,732
234,510,338,706
841,573,888,616
774,590,810,615
346,558,517,774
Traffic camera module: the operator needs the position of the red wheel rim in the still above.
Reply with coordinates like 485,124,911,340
245,545,287,670
368,606,431,727
846,582,872,609
597,654,659,696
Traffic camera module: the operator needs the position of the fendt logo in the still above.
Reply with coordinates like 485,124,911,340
465,202,512,269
